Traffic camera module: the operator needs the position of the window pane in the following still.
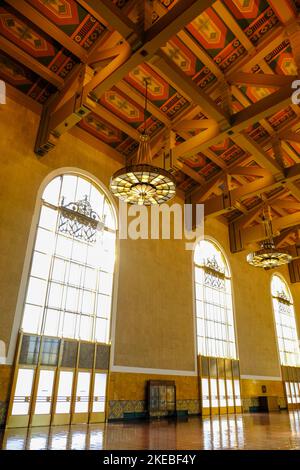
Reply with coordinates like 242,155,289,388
31,251,51,279
34,370,55,415
39,206,57,231
75,372,91,413
35,228,55,254
62,312,77,339
97,295,112,319
95,318,108,343
22,304,43,334
26,278,47,306
55,371,73,414
43,309,60,337
79,315,93,341
12,369,35,416
93,373,107,412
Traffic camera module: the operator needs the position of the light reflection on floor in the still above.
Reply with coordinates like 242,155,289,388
1,411,300,450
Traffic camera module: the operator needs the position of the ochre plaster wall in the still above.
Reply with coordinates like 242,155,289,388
1,95,300,421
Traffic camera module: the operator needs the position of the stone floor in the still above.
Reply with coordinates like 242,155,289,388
1,411,300,450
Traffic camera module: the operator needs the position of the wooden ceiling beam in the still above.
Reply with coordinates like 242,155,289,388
232,84,295,133
228,166,270,178
86,100,141,141
173,77,296,161
241,212,300,246
176,30,223,79
175,162,206,185
213,1,254,52
203,148,227,170
117,81,171,127
226,26,285,75
267,0,297,26
173,119,217,131
272,200,300,210
195,176,224,202
0,36,64,89
5,0,88,62
281,130,300,144
228,72,297,88
76,0,140,40
274,225,300,248
149,51,230,126
70,126,124,165
231,188,287,227
172,123,221,162
230,133,283,176
194,165,300,218
84,0,216,99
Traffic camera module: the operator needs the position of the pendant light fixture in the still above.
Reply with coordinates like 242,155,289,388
110,78,176,205
246,206,292,269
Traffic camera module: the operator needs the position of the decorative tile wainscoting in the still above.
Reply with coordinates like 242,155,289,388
241,379,287,412
242,396,287,412
107,371,200,420
108,400,147,420
108,399,200,420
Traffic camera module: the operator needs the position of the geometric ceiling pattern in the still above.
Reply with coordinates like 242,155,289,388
1,0,300,254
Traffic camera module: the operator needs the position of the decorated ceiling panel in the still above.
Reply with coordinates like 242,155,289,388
162,36,217,89
26,0,109,50
183,153,220,180
79,113,139,158
1,0,300,226
185,7,246,73
224,0,279,45
0,50,56,103
265,40,297,75
125,62,190,119
0,2,78,79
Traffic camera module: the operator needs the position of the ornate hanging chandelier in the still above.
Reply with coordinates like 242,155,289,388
110,79,176,205
246,206,292,269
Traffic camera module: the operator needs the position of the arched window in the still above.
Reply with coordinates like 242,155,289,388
271,274,300,366
21,173,116,343
194,239,237,359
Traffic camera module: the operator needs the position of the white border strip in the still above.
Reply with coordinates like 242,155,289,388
240,375,282,381
111,365,197,376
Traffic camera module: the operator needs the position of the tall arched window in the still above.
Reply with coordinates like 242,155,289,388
21,173,117,342
271,274,300,367
7,173,117,428
194,239,236,359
